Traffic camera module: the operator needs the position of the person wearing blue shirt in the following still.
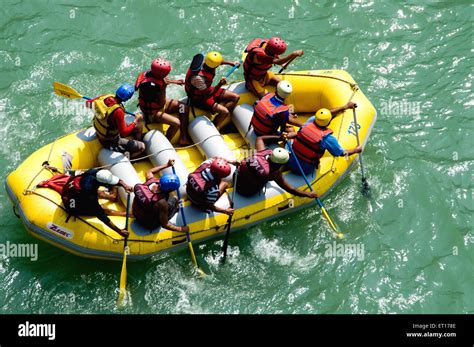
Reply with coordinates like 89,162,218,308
287,102,362,175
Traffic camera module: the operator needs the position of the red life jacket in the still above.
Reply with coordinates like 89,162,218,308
186,161,220,205
61,175,85,212
184,66,215,100
37,174,70,194
237,148,281,196
251,93,289,135
135,70,166,115
243,38,274,81
132,177,168,229
292,122,333,165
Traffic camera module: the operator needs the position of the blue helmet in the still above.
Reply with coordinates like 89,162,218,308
160,174,180,192
115,83,134,101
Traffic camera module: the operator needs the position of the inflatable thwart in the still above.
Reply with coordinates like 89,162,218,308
5,70,377,261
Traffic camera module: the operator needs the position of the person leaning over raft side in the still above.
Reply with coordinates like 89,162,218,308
286,102,362,175
61,169,133,237
88,83,145,159
135,58,192,146
186,157,239,215
251,80,302,137
236,134,319,199
132,159,189,233
244,36,304,99
185,51,240,130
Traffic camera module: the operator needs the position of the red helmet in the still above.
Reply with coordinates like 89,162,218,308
151,58,171,79
210,158,231,178
265,37,287,56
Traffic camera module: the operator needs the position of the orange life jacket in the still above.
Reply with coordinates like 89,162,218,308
292,122,333,165
251,93,289,136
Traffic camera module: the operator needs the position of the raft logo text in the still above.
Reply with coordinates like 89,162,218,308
18,321,55,341
324,241,365,261
0,241,38,261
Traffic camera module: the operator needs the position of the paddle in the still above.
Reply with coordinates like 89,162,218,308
225,60,242,78
278,56,297,74
285,142,344,239
118,193,131,307
52,82,137,117
352,108,370,197
171,165,206,277
221,170,238,263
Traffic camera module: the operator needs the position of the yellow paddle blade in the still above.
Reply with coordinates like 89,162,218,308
52,82,84,99
117,247,128,306
188,242,206,277
320,207,344,239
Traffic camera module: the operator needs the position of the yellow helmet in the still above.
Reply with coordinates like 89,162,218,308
205,51,223,69
315,108,332,127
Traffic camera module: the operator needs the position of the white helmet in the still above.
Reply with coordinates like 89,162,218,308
276,80,293,99
270,147,290,164
96,170,119,185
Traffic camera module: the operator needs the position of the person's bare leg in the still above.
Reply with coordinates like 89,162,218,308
102,206,127,217
132,122,143,141
167,99,192,146
220,90,240,112
212,103,230,130
154,111,180,142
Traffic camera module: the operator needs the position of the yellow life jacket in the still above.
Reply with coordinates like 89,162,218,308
92,94,123,141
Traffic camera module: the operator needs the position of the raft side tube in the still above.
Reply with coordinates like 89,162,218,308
143,130,189,197
98,149,141,213
231,103,257,148
188,115,236,182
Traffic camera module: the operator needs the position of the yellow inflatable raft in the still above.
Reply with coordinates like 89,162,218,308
5,70,376,261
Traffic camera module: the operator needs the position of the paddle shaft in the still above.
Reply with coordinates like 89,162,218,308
225,60,242,78
285,142,343,237
278,56,297,74
118,193,131,306
222,170,238,261
171,166,200,269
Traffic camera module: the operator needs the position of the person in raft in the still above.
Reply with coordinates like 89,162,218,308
135,58,192,146
88,83,145,159
132,159,189,233
250,80,302,137
236,134,319,199
243,37,304,99
186,157,239,215
185,51,240,130
286,103,362,175
61,169,133,237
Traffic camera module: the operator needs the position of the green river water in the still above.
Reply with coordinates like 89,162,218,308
0,0,472,314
